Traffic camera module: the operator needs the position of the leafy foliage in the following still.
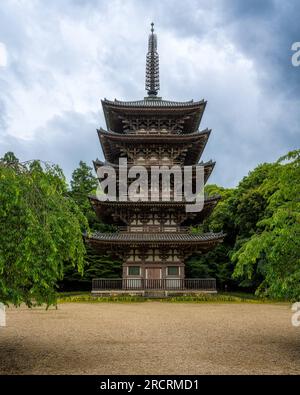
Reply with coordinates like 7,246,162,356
69,161,99,229
61,245,122,290
186,150,300,299
60,161,121,288
232,150,300,299
186,185,237,290
69,161,115,232
0,153,88,306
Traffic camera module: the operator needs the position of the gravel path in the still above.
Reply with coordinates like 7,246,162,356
0,302,299,375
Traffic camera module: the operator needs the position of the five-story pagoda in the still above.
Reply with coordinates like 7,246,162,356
87,24,224,293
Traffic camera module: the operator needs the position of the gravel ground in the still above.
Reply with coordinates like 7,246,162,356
0,302,299,375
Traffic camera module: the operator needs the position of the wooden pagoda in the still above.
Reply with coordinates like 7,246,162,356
87,24,224,294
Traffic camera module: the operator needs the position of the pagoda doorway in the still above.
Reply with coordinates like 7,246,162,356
145,267,162,289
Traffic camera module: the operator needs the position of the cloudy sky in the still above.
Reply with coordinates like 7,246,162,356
0,0,299,187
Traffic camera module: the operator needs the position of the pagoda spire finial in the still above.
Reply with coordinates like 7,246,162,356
145,22,160,97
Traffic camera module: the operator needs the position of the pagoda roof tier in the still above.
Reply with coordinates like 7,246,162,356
88,231,224,243
103,98,205,108
101,98,206,134
88,232,225,246
97,128,211,165
89,194,221,226
86,231,224,252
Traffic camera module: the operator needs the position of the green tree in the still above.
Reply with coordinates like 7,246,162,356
70,161,98,226
0,153,88,306
232,163,274,237
61,245,122,290
232,150,300,299
186,185,238,290
62,161,120,288
70,160,114,232
1,151,19,165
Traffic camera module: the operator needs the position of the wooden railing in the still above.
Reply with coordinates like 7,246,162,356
117,226,190,233
92,278,216,291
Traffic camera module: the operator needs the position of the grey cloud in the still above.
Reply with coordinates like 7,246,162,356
0,98,8,130
0,110,103,182
220,0,300,98
0,0,299,188
226,0,275,17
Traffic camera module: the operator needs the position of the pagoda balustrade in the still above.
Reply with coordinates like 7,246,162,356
126,129,184,135
92,278,217,292
126,159,184,166
117,225,190,233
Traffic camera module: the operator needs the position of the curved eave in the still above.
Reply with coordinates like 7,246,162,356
101,98,207,133
202,161,215,183
89,194,221,207
93,158,214,169
86,231,225,249
98,127,210,142
89,194,221,225
102,98,205,108
97,128,211,165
